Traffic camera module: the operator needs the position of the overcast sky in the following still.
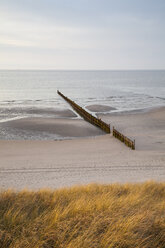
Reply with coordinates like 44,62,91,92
0,0,165,69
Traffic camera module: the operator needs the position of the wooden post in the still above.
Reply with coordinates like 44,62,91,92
57,90,111,134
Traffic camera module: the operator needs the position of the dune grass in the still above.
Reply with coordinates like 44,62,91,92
0,181,165,248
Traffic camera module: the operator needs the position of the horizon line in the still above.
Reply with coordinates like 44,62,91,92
0,68,165,71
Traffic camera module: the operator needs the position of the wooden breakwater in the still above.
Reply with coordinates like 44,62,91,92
57,90,110,133
113,127,135,150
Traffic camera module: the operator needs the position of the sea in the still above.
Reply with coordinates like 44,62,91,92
0,70,165,139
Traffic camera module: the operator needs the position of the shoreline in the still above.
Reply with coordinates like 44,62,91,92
97,105,165,116
0,106,164,190
1,104,164,122
0,105,164,140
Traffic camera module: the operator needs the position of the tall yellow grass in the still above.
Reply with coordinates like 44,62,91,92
0,181,165,248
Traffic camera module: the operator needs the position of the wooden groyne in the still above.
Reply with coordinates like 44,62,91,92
113,127,135,150
57,90,110,133
57,90,136,149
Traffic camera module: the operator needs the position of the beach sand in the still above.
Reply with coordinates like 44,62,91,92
86,104,116,112
0,117,104,138
0,107,164,190
98,106,165,151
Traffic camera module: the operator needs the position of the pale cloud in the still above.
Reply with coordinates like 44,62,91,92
0,9,96,50
0,36,35,47
0,0,165,69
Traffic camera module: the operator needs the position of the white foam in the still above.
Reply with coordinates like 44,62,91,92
0,116,27,123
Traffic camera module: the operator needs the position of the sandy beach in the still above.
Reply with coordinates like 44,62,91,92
0,106,164,190
86,104,116,112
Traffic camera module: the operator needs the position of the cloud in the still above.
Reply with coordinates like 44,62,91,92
0,0,165,69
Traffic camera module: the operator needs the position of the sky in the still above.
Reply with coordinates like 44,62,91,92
0,0,165,70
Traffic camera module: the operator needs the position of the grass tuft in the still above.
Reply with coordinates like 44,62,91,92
0,181,165,248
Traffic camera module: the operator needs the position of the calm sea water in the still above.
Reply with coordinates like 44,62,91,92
0,70,165,122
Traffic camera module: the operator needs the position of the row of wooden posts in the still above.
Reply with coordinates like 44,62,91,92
57,90,110,133
57,90,135,150
113,127,135,150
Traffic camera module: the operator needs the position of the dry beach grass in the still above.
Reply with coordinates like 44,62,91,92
0,107,164,247
0,182,165,248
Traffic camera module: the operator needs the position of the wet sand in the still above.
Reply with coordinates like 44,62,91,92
86,104,116,112
0,107,164,190
0,117,104,138
0,107,77,117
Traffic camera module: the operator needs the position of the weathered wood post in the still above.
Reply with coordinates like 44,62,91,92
57,90,111,134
